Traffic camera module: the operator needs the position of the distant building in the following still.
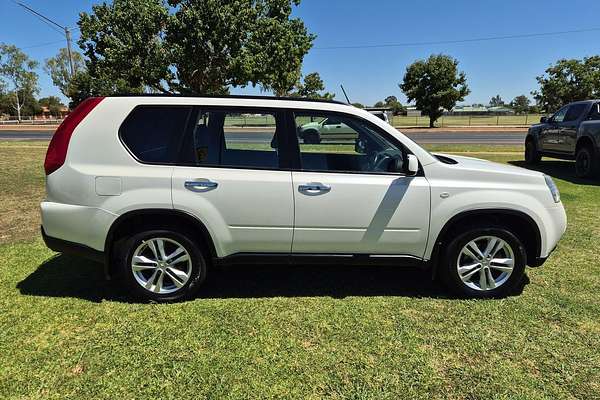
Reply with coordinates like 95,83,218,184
405,105,421,117
36,106,69,119
446,105,515,115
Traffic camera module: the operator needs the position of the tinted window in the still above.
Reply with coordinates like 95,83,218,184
294,112,405,173
551,106,568,123
564,104,587,122
589,103,600,120
190,109,283,169
120,106,191,163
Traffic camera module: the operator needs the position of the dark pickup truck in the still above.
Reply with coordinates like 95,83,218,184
525,100,600,178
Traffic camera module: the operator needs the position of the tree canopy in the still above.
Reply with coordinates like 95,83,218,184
0,43,39,120
533,56,600,112
489,95,504,107
76,0,314,98
510,95,530,114
44,48,86,101
400,54,469,127
290,72,334,99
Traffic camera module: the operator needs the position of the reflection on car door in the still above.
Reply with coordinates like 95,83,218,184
557,103,588,153
541,106,568,152
290,111,431,258
171,108,295,257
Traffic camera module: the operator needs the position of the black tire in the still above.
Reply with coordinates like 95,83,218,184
440,226,527,299
115,229,207,302
524,139,541,165
303,130,321,144
575,146,598,178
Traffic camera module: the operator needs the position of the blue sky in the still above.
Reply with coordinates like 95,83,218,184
1,0,599,106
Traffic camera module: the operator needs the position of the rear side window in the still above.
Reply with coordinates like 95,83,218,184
564,104,587,122
120,106,192,163
186,109,285,169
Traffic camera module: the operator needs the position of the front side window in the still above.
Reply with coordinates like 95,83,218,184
187,109,283,169
120,106,192,163
294,112,406,174
551,106,569,123
564,103,587,122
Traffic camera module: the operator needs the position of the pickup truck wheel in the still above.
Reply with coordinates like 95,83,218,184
575,146,598,178
525,140,541,164
116,230,207,302
440,227,527,298
303,130,321,144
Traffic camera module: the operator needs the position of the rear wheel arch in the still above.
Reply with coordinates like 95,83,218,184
104,209,217,278
430,209,542,276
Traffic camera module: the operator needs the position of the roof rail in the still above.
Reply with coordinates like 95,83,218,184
108,93,348,105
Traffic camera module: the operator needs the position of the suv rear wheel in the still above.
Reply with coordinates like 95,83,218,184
575,146,598,178
116,229,207,302
440,226,526,298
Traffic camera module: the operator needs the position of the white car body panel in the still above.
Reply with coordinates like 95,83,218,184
291,171,430,257
172,167,294,256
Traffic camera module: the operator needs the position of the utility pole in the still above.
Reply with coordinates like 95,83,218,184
15,1,75,77
65,28,75,77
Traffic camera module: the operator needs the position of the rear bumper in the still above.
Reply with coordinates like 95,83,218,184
41,226,104,263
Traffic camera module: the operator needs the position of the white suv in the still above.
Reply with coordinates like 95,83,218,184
41,95,567,302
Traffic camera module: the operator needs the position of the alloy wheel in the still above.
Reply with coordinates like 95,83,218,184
456,235,515,291
131,237,193,294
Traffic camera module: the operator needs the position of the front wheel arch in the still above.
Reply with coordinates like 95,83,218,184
428,209,542,278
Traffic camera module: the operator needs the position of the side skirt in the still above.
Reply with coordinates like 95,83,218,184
214,253,427,268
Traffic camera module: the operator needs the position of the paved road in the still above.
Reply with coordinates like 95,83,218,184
0,130,526,145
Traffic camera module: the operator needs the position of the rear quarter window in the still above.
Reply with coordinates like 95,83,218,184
120,105,192,163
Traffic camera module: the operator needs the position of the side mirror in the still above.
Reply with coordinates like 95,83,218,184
405,154,418,175
540,116,548,123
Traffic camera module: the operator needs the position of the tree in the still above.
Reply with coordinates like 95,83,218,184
290,72,334,99
0,43,39,121
400,54,469,128
351,102,364,108
77,0,315,97
373,101,385,108
39,96,66,115
533,56,600,112
44,48,86,100
384,95,405,115
489,95,504,107
510,95,530,114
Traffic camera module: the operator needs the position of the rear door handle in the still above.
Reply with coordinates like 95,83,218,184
299,183,331,193
185,180,218,192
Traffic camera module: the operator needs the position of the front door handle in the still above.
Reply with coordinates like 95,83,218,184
298,183,331,193
185,180,218,192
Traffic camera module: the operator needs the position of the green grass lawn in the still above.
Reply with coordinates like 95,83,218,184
1,142,599,399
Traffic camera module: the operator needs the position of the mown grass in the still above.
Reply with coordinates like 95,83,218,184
1,141,599,399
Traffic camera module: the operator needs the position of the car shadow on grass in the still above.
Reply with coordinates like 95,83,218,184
509,159,600,186
18,254,528,302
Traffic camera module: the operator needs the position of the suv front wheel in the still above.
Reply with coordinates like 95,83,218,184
440,226,526,298
116,229,207,302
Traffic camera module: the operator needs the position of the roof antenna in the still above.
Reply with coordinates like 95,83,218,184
340,85,351,104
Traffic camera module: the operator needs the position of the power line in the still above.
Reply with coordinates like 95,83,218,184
13,1,76,77
21,39,67,50
314,27,600,50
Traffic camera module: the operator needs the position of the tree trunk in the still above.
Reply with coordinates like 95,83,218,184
14,91,21,123
429,116,435,128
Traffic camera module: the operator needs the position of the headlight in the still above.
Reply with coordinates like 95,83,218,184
544,175,560,203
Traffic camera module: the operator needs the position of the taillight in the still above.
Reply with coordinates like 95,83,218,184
44,97,105,175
